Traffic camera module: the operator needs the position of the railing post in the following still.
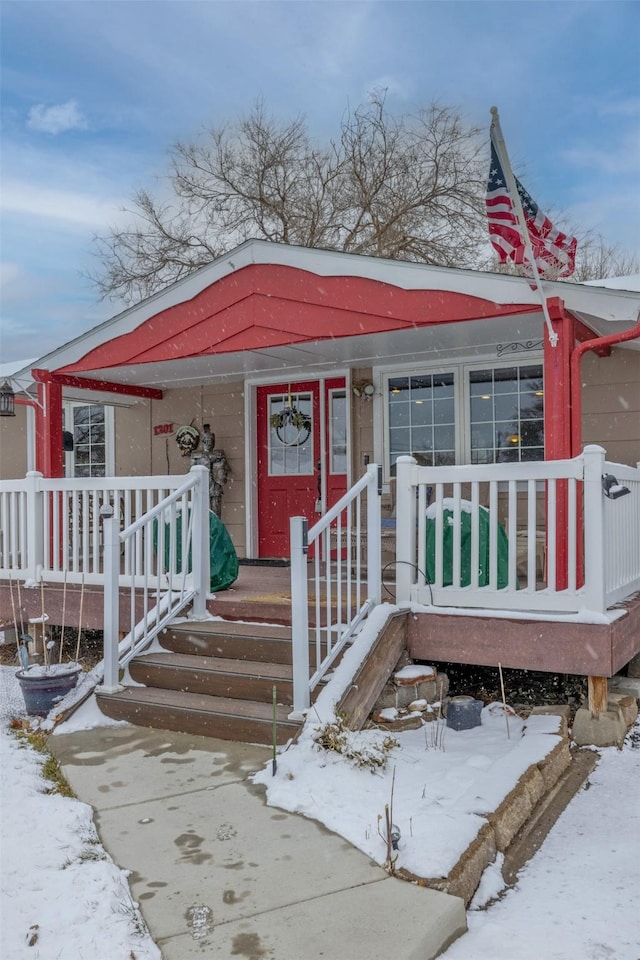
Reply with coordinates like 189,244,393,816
582,444,606,614
366,463,382,605
395,456,417,604
290,516,310,716
25,471,44,583
101,510,122,693
189,465,210,620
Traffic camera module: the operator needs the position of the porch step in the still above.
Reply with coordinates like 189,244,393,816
160,620,295,664
95,686,299,745
128,652,294,704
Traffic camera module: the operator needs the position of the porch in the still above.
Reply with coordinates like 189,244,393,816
1,445,639,738
3,560,638,680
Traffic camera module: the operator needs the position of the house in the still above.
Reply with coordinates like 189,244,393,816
1,241,639,741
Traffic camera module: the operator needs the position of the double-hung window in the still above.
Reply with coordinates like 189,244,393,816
63,403,114,478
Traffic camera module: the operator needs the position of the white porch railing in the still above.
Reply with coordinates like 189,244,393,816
0,469,208,586
101,465,210,692
395,445,640,616
290,462,382,714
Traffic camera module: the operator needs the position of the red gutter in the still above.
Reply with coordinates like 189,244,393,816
32,369,163,400
570,311,640,457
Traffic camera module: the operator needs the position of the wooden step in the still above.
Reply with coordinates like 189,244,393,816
161,620,294,664
95,686,300,745
128,652,293,704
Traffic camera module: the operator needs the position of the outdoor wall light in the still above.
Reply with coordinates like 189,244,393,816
352,379,375,398
602,474,631,500
0,379,16,417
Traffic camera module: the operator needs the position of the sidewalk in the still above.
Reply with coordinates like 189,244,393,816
50,724,466,960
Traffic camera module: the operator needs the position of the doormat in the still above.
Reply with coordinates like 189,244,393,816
238,558,291,567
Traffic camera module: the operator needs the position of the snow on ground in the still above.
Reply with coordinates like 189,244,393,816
1,643,639,960
0,666,160,960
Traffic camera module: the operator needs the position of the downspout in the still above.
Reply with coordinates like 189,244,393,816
570,311,640,457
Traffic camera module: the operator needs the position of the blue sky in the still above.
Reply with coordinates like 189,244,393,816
1,0,639,363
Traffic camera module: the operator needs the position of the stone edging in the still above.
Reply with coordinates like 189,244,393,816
395,706,579,906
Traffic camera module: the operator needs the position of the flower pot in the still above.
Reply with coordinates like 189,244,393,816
445,695,484,731
16,665,82,717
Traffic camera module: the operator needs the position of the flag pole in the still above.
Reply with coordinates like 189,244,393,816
490,107,559,347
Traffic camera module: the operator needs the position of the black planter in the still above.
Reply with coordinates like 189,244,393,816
16,665,81,717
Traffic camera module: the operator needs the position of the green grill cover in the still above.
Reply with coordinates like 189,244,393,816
157,510,238,592
425,506,510,589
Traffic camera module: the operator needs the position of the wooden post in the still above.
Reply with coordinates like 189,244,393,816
587,676,608,717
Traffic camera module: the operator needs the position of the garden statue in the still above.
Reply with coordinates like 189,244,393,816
191,423,230,518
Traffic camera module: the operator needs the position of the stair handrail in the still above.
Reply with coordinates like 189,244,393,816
290,463,382,715
102,465,210,692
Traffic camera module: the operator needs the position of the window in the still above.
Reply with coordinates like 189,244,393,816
268,392,313,475
329,389,347,474
469,364,543,463
387,372,456,474
63,403,113,478
384,360,543,475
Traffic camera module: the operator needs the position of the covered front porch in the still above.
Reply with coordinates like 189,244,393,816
1,444,639,728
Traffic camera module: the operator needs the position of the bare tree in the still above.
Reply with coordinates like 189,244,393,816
487,230,639,283
91,95,487,304
571,233,639,282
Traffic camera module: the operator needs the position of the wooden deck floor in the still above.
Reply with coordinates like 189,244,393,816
1,564,639,678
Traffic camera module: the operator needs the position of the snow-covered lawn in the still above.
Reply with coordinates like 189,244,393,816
0,666,160,960
1,640,639,960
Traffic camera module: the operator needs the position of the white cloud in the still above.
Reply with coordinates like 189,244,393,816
1,179,121,228
27,99,88,135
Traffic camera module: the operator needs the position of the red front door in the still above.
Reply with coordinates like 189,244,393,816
257,378,348,558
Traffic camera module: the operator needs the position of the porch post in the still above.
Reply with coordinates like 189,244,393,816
366,463,382,605
290,516,310,716
544,300,575,590
25,471,44,584
189,465,211,620
34,377,64,478
395,456,416,604
101,511,122,693
582,445,606,614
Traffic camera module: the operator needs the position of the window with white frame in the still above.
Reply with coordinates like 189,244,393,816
63,403,114,478
469,364,544,464
387,371,456,472
329,389,347,474
384,360,543,475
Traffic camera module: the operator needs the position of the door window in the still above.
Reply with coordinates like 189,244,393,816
329,389,347,474
268,392,313,475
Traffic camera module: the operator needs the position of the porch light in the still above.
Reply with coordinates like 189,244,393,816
0,379,16,417
602,474,631,500
352,379,375,398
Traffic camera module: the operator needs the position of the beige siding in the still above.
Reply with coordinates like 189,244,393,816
113,384,248,556
581,347,640,466
0,407,29,479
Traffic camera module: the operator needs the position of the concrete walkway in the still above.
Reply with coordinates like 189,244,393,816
50,724,466,960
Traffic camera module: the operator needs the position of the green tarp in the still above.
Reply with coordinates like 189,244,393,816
425,506,510,589
156,510,238,592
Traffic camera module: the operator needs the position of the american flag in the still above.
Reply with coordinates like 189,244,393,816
486,139,577,279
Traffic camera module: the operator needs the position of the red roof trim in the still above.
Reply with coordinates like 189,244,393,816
58,263,539,375
32,369,163,399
